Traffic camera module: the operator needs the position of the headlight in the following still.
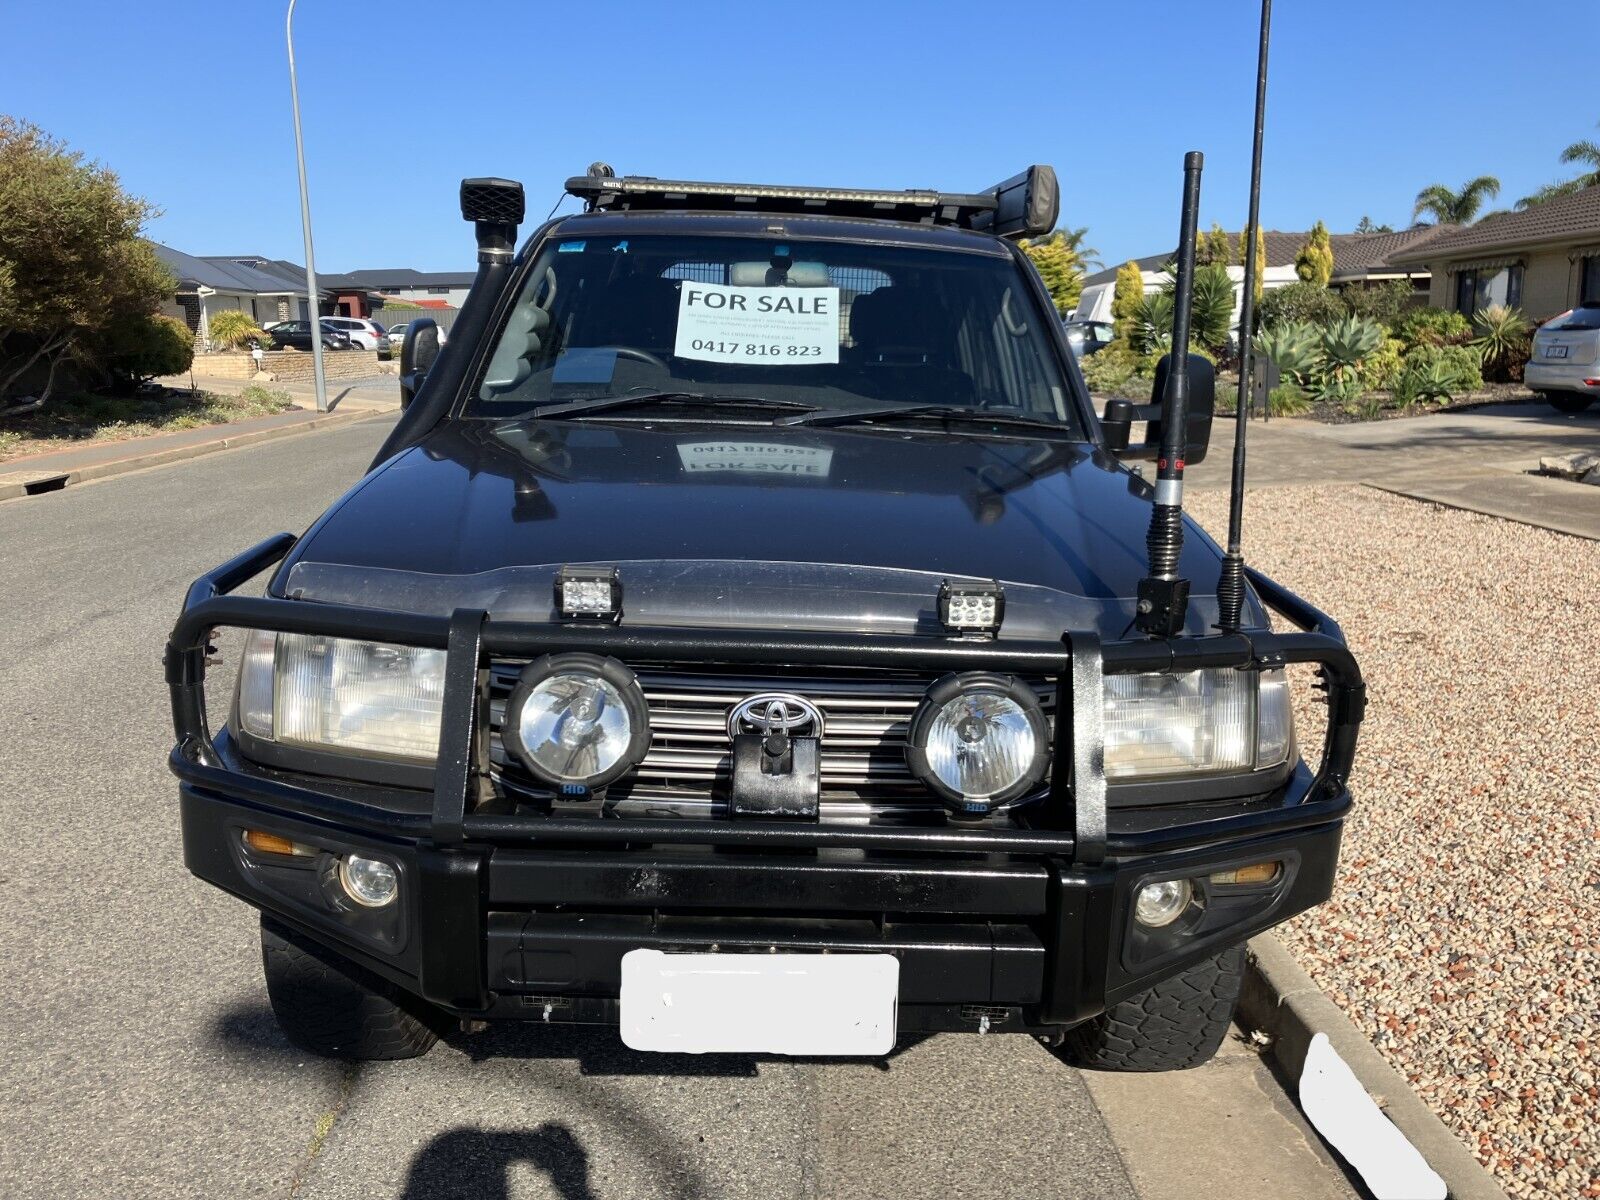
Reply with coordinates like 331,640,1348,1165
1103,667,1292,780
503,653,651,791
906,673,1050,816
237,631,445,762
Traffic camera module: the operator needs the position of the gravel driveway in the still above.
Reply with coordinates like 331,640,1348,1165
1188,485,1600,1200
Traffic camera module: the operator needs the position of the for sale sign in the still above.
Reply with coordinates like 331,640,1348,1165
674,281,840,365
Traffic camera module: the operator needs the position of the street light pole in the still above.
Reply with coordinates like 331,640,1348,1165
286,0,328,412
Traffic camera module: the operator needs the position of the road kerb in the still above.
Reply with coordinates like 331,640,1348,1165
1239,934,1510,1200
0,409,381,502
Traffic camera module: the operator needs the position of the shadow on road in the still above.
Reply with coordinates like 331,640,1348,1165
449,1020,928,1076
400,1124,596,1200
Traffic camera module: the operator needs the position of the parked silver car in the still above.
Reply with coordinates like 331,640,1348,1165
319,316,392,355
1526,304,1600,413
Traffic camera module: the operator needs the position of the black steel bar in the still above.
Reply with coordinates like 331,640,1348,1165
1135,151,1205,637
1219,0,1274,629
432,609,487,843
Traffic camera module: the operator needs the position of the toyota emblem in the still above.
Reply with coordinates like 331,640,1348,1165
726,692,825,740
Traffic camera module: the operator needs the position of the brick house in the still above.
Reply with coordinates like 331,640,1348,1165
1386,185,1600,321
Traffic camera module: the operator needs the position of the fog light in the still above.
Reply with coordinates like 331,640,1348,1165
339,854,399,908
1134,878,1192,928
1209,860,1282,886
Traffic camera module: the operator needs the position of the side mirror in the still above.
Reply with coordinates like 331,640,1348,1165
1099,353,1215,466
400,318,441,411
1150,353,1214,465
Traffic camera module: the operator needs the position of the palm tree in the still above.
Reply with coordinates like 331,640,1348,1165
1058,226,1102,272
1515,121,1600,209
1557,123,1600,187
1412,176,1501,224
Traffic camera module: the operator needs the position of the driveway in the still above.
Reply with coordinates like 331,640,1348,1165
0,416,1361,1199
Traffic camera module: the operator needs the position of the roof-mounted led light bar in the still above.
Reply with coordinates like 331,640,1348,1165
564,163,1058,239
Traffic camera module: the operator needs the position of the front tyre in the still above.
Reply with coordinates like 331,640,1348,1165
1546,391,1595,414
261,917,442,1060
1060,944,1245,1072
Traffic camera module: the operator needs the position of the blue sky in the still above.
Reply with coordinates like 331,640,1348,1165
5,1,1595,274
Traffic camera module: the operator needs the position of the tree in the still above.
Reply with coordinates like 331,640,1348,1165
1195,223,1232,267
1058,226,1101,272
1355,215,1394,234
1020,231,1084,316
1295,221,1334,287
1236,226,1266,305
104,313,192,391
208,309,270,350
1411,176,1501,224
0,118,174,405
1516,121,1600,208
1111,260,1145,343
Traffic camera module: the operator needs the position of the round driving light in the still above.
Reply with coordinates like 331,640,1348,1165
503,653,651,791
339,854,399,908
1134,878,1192,928
905,673,1049,816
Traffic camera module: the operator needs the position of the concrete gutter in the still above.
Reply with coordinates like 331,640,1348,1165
1240,935,1510,1200
0,408,382,502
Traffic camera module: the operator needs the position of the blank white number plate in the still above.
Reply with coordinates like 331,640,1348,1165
619,949,899,1055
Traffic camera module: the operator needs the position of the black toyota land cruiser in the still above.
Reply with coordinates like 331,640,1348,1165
166,163,1364,1068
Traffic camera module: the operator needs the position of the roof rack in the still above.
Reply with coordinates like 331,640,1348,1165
563,163,1058,240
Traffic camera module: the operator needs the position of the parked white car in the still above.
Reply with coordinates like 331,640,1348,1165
320,317,392,355
384,320,448,349
1526,304,1600,413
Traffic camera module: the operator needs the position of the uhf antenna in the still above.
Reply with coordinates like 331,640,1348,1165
1134,151,1204,638
1218,0,1272,630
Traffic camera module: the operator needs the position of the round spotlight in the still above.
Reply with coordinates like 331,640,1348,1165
503,653,651,791
339,854,399,908
905,673,1049,817
1134,878,1192,928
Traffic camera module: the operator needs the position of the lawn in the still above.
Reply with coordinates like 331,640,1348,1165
0,384,296,463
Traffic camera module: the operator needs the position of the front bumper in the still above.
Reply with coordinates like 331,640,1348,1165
167,536,1364,1034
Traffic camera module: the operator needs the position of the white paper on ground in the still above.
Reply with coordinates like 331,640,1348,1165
673,281,841,365
619,949,898,1055
1299,1032,1447,1200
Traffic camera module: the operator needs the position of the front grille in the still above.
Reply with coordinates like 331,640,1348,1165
489,662,1055,820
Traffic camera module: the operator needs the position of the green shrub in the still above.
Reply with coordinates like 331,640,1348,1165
237,383,293,411
1294,221,1334,287
1267,383,1311,416
1253,321,1320,386
1395,343,1483,406
1471,304,1531,382
1021,231,1085,316
1392,306,1471,350
1132,291,1174,355
103,313,193,389
1360,337,1407,390
1080,344,1140,395
207,309,270,351
1341,280,1414,329
1259,281,1344,328
1111,261,1145,343
1316,314,1385,391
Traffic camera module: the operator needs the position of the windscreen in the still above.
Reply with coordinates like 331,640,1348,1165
468,233,1081,431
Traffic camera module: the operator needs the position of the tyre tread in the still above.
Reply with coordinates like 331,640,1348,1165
261,919,440,1061
1061,944,1245,1072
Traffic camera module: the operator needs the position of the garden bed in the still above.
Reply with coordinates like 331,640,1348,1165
1217,382,1546,424
0,384,296,463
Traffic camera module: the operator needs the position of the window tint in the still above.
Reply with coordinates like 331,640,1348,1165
469,233,1080,432
1555,306,1600,331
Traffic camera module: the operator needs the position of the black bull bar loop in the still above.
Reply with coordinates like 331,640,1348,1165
165,534,1365,862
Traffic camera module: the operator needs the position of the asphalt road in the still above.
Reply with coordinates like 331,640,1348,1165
0,417,1355,1200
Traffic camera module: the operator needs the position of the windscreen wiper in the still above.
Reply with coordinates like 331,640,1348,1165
780,403,1071,433
526,391,820,420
